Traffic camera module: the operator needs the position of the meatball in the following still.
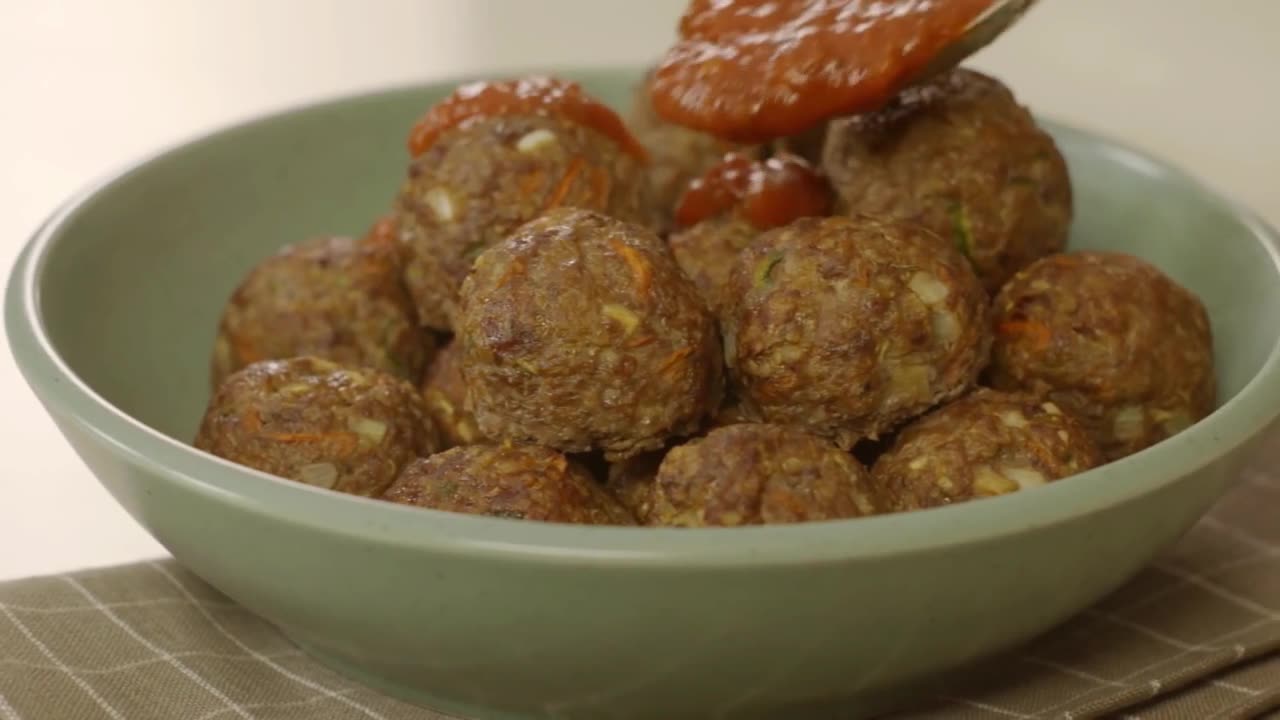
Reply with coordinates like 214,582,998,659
458,207,723,460
397,112,652,330
821,67,1072,292
210,228,430,389
723,215,990,448
988,252,1215,461
194,357,438,497
628,70,758,233
669,152,833,314
420,338,485,448
382,444,635,525
871,388,1102,512
648,424,879,527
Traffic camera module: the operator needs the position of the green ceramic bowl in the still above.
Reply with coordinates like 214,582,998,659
7,68,1280,720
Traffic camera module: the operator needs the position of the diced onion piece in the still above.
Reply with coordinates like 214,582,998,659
297,462,339,489
973,465,1018,496
425,187,455,222
602,303,641,335
347,416,388,444
1112,405,1147,441
889,364,932,403
909,272,950,304
516,128,558,153
998,410,1028,428
932,310,960,345
1041,402,1063,416
1000,466,1047,490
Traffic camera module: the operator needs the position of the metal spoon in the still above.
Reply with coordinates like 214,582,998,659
911,0,1039,83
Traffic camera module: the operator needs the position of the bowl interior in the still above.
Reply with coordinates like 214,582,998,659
26,69,1280,478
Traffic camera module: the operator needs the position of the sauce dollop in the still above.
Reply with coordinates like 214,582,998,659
408,76,648,160
675,152,833,230
650,0,993,142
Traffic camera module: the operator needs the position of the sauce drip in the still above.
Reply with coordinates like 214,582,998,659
675,152,833,230
650,0,994,142
408,76,648,160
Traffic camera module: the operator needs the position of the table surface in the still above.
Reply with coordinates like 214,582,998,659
1,0,1277,581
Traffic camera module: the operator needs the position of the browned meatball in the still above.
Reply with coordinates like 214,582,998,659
396,113,653,330
194,357,438,497
458,207,723,461
382,444,635,525
988,252,1215,461
210,228,430,389
871,388,1102,512
822,67,1072,292
420,338,484,448
628,70,758,233
723,215,990,448
648,424,879,527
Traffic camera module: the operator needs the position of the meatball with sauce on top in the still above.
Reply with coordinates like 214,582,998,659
668,152,833,314
395,76,655,330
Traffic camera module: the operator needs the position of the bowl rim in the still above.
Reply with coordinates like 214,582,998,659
8,67,1280,568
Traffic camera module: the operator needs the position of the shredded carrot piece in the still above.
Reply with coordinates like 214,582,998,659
263,431,360,455
997,320,1052,350
242,409,262,432
493,257,527,289
624,335,657,349
658,347,694,375
591,165,611,206
609,239,652,295
230,334,261,364
543,157,585,210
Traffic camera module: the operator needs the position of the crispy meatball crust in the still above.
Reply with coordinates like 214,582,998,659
420,338,485,448
395,114,653,330
723,215,991,448
458,207,724,461
628,71,758,233
988,251,1215,461
871,388,1102,512
382,444,636,525
822,67,1072,292
210,233,430,389
194,357,439,497
668,215,758,314
648,424,879,527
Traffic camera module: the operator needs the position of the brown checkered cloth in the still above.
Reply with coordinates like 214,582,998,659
1,448,1277,719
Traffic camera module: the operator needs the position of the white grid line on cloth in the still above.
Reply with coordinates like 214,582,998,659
1019,655,1126,688
0,602,125,720
0,597,240,615
0,648,304,676
1113,550,1277,615
63,576,254,720
1152,561,1280,620
1026,617,1278,717
937,695,1035,718
0,693,20,720
151,562,391,720
1210,678,1261,696
190,688,360,720
1198,516,1277,553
